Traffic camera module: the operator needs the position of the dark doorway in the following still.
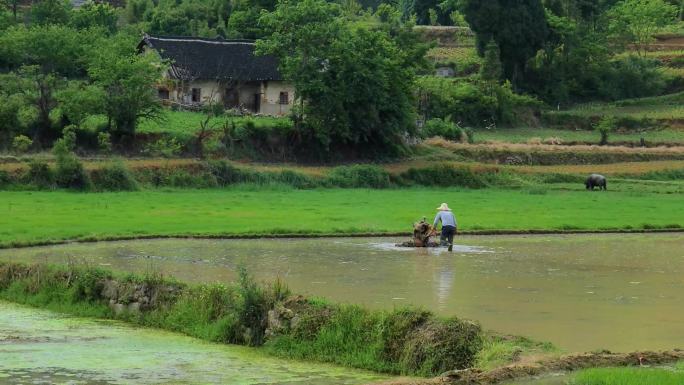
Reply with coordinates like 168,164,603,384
254,93,261,113
224,88,239,108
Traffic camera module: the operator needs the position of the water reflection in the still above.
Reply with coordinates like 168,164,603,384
1,233,683,352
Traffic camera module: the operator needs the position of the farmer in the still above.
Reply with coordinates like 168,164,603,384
433,203,457,252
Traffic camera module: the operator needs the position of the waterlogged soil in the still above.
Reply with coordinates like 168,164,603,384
0,301,387,385
1,234,683,352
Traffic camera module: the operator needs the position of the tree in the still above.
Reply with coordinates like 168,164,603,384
31,0,71,25
460,0,548,88
70,1,119,34
480,39,502,85
55,82,106,128
258,0,422,157
87,42,164,143
607,0,678,55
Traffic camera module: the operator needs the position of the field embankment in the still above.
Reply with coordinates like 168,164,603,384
0,187,682,248
0,262,484,377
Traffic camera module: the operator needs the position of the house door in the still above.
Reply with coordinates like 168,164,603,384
224,88,239,108
254,93,261,113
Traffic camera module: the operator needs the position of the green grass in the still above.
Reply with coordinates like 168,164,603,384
0,262,482,376
550,92,684,120
476,334,558,371
0,187,682,247
136,110,291,140
570,365,684,385
475,127,684,144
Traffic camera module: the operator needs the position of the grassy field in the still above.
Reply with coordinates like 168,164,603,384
0,187,682,247
475,127,684,144
137,110,290,139
570,363,684,385
547,92,684,122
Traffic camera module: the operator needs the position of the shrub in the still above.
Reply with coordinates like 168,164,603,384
97,132,112,154
0,170,10,188
400,164,487,188
207,161,247,186
53,140,91,190
90,162,138,191
326,165,392,188
422,118,465,142
11,135,33,154
595,116,617,146
273,170,317,189
400,318,483,375
145,138,183,158
24,160,54,189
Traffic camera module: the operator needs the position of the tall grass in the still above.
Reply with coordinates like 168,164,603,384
571,367,684,385
0,262,484,377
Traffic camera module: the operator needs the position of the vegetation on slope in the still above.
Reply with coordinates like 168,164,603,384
0,262,484,376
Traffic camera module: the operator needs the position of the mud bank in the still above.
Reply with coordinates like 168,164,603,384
1,228,682,250
0,262,483,377
375,350,684,385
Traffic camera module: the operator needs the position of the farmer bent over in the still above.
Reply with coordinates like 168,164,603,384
433,203,457,252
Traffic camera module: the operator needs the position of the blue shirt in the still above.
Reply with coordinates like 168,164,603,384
434,211,457,228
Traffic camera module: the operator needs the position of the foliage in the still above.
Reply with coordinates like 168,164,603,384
595,116,617,145
31,0,71,26
417,77,541,127
87,37,164,141
145,138,183,158
69,1,118,33
258,0,425,157
11,135,33,153
460,0,548,87
24,160,54,189
480,39,502,84
90,162,138,191
326,165,392,188
422,118,465,142
97,132,112,154
607,0,679,55
52,138,91,190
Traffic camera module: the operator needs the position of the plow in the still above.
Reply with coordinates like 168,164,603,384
396,217,442,248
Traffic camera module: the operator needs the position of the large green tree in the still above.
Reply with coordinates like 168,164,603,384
258,0,423,157
87,39,164,143
460,0,548,87
607,0,679,55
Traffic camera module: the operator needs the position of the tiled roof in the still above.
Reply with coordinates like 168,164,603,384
138,34,283,81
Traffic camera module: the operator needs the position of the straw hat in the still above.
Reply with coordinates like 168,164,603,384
436,203,451,211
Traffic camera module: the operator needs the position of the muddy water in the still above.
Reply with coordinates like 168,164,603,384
0,301,386,385
1,233,683,352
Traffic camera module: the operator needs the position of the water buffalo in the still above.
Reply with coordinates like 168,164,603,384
585,174,607,190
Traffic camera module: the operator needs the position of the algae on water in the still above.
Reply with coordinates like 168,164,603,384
0,301,387,385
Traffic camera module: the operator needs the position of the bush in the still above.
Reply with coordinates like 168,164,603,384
595,116,617,146
326,165,392,188
97,132,112,154
400,318,483,375
400,164,487,188
207,160,245,186
422,118,465,142
0,170,10,188
52,140,90,190
24,160,54,189
90,162,138,191
11,135,33,154
145,138,183,158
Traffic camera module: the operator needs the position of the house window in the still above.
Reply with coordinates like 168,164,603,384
278,91,289,105
191,88,201,103
158,88,170,100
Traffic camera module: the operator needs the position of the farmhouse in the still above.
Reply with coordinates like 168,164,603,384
138,34,294,116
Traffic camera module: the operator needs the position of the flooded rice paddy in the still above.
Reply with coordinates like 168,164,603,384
1,233,683,352
0,301,387,385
